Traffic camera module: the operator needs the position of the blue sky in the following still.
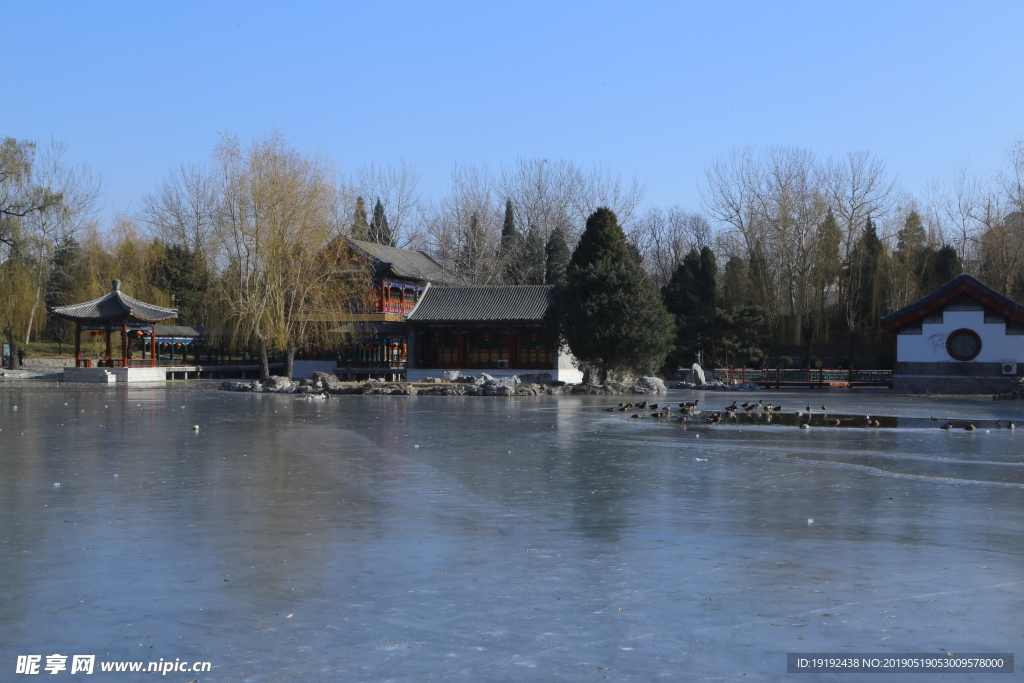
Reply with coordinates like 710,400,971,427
6,1,1023,223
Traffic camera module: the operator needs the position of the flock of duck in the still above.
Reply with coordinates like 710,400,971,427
606,398,1015,431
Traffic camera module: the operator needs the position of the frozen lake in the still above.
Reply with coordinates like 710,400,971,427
1,383,1022,681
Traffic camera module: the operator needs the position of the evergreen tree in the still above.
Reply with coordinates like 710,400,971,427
351,196,369,240
43,235,85,351
921,244,961,292
524,225,546,284
549,208,673,383
661,247,718,370
568,207,632,270
157,243,210,326
720,255,750,306
369,198,393,246
498,199,524,283
544,226,570,287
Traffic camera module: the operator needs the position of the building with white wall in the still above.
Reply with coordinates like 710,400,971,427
881,274,1024,393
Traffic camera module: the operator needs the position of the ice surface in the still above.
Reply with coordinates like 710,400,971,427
1,384,1022,681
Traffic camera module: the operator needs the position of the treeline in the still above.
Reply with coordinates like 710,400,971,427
2,132,1023,373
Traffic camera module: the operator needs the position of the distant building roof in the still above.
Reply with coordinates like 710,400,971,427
155,325,216,337
407,286,552,323
345,238,448,283
50,280,177,324
880,273,1024,330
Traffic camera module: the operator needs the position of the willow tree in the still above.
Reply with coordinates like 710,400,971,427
214,132,367,380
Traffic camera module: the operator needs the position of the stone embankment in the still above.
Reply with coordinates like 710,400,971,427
221,372,668,396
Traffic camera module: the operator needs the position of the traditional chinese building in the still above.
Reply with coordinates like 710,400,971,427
405,285,582,383
881,273,1024,393
50,279,178,382
300,237,452,379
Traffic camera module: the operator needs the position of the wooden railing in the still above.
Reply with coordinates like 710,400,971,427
717,368,893,387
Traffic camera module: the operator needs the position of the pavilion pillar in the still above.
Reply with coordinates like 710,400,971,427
122,324,129,367
151,325,157,366
74,325,81,367
104,326,112,366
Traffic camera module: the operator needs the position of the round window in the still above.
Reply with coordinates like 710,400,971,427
946,328,981,361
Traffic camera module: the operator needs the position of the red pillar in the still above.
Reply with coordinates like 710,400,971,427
75,324,82,367
151,325,157,366
122,324,129,367
104,327,112,366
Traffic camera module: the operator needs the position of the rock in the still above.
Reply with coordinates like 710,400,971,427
262,376,294,393
518,373,553,385
441,370,464,382
685,363,706,385
636,376,667,394
423,377,443,384
458,374,477,383
726,381,761,391
310,371,344,391
484,376,519,388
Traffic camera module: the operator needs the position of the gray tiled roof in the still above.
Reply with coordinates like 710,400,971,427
407,286,552,323
881,273,1024,328
50,280,177,323
348,238,449,283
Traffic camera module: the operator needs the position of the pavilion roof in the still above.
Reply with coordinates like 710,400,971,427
407,286,552,323
50,280,177,324
880,273,1024,330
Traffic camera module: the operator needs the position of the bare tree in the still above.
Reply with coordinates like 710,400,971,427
140,163,219,259
212,132,366,379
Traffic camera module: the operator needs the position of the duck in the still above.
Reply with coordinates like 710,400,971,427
630,413,642,419
806,404,812,413
859,416,873,428
799,422,811,429
606,407,617,412
940,422,953,431
995,420,1003,428
705,412,722,424
637,401,649,410
1008,422,1016,429
649,404,660,410
964,423,976,432
821,405,828,412
773,405,783,414
831,418,841,427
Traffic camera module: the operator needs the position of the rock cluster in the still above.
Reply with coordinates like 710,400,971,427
220,373,670,396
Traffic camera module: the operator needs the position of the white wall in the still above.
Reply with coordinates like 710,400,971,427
897,310,1024,363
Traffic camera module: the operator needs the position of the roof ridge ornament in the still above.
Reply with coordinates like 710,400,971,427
112,279,121,292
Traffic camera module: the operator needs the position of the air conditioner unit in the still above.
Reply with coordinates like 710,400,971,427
1002,363,1017,375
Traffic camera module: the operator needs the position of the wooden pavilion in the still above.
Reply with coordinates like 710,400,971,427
50,279,177,369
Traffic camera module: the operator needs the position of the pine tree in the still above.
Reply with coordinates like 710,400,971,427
351,196,369,240
499,199,524,283
157,243,210,326
524,225,546,284
369,198,393,246
544,226,570,287
720,255,749,306
549,207,673,383
568,207,632,270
